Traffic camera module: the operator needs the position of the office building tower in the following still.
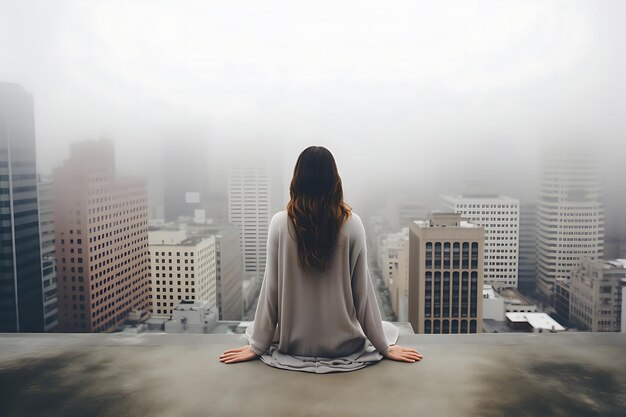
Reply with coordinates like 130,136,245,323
379,228,409,288
228,160,282,280
53,139,150,332
162,138,210,222
390,240,410,322
0,83,47,332
568,259,625,332
38,177,59,331
385,196,430,230
148,229,216,317
408,213,484,334
518,203,538,293
536,151,604,301
441,194,519,289
186,223,243,320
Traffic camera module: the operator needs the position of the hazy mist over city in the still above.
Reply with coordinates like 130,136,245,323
3,2,626,415
2,1,625,219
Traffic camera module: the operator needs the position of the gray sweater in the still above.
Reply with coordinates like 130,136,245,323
247,210,391,358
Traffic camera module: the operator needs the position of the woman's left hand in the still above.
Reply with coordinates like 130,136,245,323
219,346,259,364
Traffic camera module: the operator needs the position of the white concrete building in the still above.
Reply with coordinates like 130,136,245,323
569,259,625,332
163,300,218,334
505,312,565,333
228,161,283,281
179,221,244,321
441,194,520,290
536,151,604,300
482,285,506,321
148,229,217,317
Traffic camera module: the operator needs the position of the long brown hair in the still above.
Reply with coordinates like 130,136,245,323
286,146,352,272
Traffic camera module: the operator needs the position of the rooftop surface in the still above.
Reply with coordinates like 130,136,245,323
440,194,520,203
499,287,534,305
1,329,625,417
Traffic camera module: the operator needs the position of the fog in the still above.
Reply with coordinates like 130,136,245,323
1,0,625,224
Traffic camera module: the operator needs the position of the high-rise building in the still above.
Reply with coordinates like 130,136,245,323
385,196,430,230
228,160,283,280
536,151,604,301
568,259,625,332
0,83,47,332
390,237,409,322
37,177,59,331
408,213,484,334
441,194,519,290
186,223,243,321
152,220,244,321
148,229,216,317
53,139,150,332
162,137,210,222
518,203,538,293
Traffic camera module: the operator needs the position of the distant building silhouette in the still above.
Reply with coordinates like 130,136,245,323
228,159,282,280
162,137,210,222
536,150,604,302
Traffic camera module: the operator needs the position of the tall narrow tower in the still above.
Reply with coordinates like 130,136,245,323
228,159,282,280
536,150,604,302
0,83,48,332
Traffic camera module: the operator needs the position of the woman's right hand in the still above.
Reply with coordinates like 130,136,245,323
384,345,423,363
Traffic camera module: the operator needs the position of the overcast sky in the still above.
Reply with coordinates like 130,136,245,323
1,0,625,211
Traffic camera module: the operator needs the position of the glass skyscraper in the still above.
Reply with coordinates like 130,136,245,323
0,82,46,332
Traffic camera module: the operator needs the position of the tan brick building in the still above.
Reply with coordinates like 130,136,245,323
409,213,484,334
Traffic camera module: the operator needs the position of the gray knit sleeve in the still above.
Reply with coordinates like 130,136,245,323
247,213,280,356
350,232,391,356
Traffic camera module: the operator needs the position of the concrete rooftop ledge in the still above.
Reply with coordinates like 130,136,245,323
0,330,625,417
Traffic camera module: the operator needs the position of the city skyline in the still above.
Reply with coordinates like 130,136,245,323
1,2,625,220
1,1,625,338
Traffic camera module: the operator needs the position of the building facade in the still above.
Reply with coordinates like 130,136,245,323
53,139,150,332
569,259,625,332
518,203,538,293
390,241,410,322
162,137,210,222
148,229,216,317
228,161,282,280
441,194,519,290
37,177,59,331
408,213,484,334
154,221,244,321
378,228,409,289
187,223,243,321
0,83,47,332
536,151,604,301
